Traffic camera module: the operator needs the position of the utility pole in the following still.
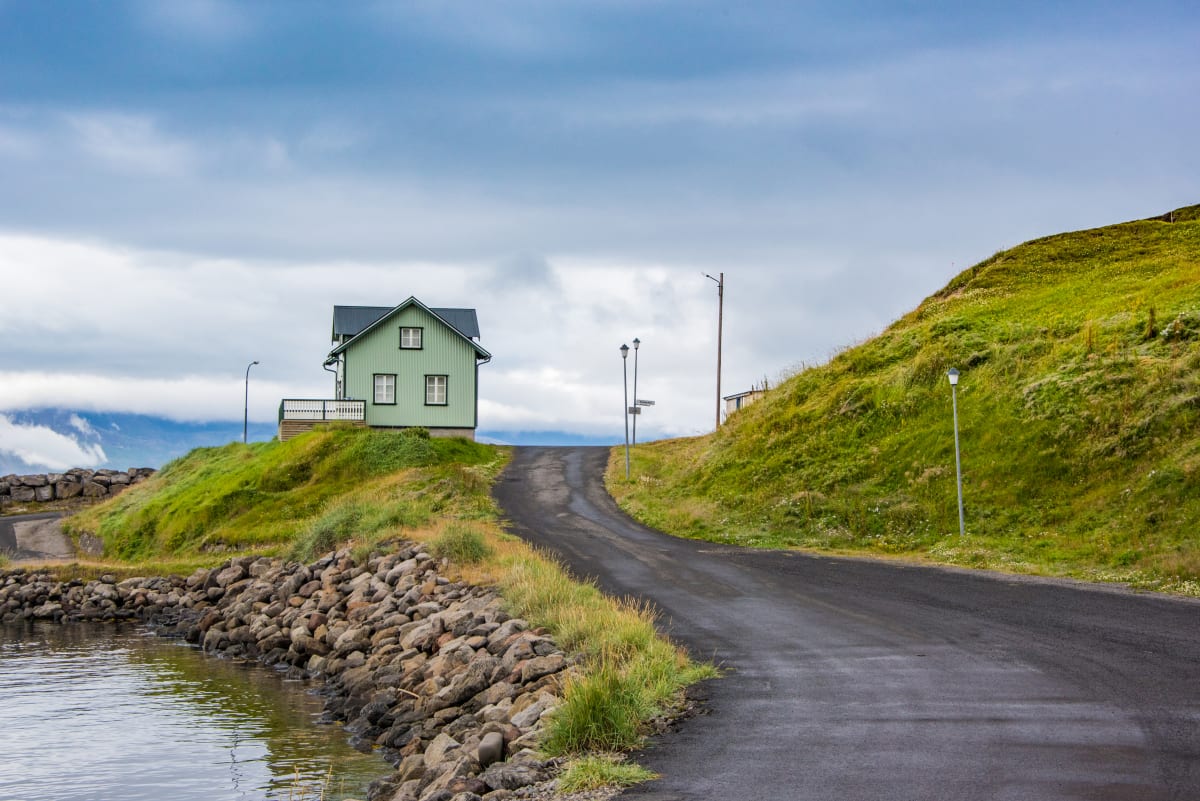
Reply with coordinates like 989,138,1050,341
243,360,259,444
621,344,630,479
704,272,724,430
631,338,641,445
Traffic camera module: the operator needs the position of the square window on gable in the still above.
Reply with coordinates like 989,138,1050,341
400,327,423,349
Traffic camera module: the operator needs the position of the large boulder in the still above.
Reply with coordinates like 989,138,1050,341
55,481,84,500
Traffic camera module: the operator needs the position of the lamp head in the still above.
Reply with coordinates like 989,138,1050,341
632,337,640,350
947,367,959,386
620,344,629,360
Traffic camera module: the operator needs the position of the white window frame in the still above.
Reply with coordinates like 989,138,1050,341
400,327,423,349
373,374,396,405
425,375,448,406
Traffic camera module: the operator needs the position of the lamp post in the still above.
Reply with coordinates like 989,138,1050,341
620,344,630,480
631,338,641,445
947,367,964,536
243,360,259,444
704,272,724,430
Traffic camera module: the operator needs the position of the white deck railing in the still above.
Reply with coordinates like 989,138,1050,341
278,399,366,422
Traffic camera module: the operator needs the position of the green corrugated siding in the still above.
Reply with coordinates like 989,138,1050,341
344,305,478,429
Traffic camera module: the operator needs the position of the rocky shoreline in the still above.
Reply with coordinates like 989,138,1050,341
0,545,580,801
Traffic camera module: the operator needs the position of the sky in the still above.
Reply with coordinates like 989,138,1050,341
1,1,1197,469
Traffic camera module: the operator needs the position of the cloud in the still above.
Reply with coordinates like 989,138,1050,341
65,112,197,176
487,254,560,293
0,414,107,471
0,372,319,424
68,413,97,438
134,0,251,43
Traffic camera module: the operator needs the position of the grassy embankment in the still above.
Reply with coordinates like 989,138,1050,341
609,206,1200,595
63,426,713,789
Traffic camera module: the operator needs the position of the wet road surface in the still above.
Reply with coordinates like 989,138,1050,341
492,446,1200,801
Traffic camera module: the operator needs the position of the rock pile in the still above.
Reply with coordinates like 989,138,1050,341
0,468,155,507
0,544,577,801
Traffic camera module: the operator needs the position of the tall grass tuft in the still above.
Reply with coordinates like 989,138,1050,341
557,754,657,792
542,657,648,753
430,522,493,564
289,501,365,562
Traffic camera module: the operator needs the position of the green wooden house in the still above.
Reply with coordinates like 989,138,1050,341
278,298,491,441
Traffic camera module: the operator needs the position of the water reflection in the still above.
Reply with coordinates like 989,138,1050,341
0,622,388,801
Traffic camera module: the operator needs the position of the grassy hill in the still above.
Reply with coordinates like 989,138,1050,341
609,206,1200,594
67,425,498,564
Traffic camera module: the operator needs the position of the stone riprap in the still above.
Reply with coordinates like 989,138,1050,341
0,468,155,507
0,545,576,801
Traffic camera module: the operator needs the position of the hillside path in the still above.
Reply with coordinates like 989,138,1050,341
492,446,1200,801
0,512,72,562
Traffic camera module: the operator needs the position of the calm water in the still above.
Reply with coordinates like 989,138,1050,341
0,622,389,801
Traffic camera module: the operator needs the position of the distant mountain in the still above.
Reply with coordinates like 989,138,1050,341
0,410,622,474
0,409,277,474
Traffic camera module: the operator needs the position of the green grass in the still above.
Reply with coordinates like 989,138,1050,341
609,205,1200,595
65,426,496,561
557,754,657,791
429,522,493,565
495,553,717,756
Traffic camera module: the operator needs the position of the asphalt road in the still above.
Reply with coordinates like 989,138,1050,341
493,447,1200,801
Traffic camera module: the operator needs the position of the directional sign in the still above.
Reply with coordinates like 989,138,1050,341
627,407,641,414
636,399,656,406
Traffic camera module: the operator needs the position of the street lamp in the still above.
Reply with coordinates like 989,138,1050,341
631,338,641,445
947,367,964,536
620,344,630,480
244,360,259,444
704,272,724,430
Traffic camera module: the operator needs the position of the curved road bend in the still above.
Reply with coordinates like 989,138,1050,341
493,446,1200,801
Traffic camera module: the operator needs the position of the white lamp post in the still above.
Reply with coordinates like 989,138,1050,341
621,344,630,480
243,360,259,444
947,367,964,536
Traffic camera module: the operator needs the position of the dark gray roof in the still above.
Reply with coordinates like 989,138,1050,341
332,306,391,339
430,308,481,340
332,305,481,340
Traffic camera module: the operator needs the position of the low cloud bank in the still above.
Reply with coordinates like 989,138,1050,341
0,413,108,472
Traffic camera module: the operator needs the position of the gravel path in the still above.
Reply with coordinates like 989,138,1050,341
0,513,72,561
